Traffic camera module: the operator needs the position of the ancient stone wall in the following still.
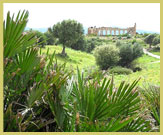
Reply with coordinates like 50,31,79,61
88,23,136,36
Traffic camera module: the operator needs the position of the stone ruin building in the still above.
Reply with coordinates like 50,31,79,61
88,23,136,36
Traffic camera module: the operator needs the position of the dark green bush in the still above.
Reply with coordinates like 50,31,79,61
153,35,160,45
44,31,55,45
132,39,137,44
119,43,134,66
116,40,122,47
144,33,159,48
109,66,133,75
27,29,47,47
133,43,144,59
94,45,120,70
119,43,143,67
71,36,86,51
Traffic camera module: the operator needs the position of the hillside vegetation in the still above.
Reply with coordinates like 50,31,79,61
4,10,160,132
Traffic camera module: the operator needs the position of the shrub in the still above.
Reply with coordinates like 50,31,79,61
144,34,157,48
133,43,144,59
119,43,134,66
109,66,133,75
119,43,143,67
86,38,96,53
140,85,160,130
116,40,122,47
44,31,55,45
153,35,160,45
71,36,86,51
94,45,120,70
132,39,136,44
129,60,143,72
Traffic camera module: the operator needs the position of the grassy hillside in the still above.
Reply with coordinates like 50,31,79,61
41,45,97,70
114,55,160,86
41,45,160,86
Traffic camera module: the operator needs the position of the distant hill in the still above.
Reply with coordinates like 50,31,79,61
25,27,159,35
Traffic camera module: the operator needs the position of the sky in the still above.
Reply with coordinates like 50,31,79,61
3,3,160,33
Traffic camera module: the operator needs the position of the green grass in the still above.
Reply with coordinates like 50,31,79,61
41,45,97,71
150,51,160,56
114,54,160,86
41,45,160,87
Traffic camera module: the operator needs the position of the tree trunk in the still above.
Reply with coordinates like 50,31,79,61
61,45,66,56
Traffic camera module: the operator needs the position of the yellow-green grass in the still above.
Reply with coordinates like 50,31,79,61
41,45,97,71
150,51,160,56
114,54,160,87
41,45,160,87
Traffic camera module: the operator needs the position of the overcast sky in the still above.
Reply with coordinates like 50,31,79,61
3,3,160,32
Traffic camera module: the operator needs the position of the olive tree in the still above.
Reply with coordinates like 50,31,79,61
49,20,84,56
144,34,156,48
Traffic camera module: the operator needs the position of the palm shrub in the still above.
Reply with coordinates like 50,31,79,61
3,10,72,132
70,69,151,132
140,85,160,131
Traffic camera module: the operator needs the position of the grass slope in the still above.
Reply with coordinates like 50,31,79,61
41,45,97,71
41,45,160,86
114,54,160,86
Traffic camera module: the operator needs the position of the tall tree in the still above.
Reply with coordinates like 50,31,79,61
49,20,84,56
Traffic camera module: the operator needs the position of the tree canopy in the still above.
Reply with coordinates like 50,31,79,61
49,19,84,56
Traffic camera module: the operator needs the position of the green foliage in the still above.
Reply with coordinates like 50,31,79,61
44,31,55,45
142,33,150,38
144,33,160,48
140,85,160,130
132,39,136,44
152,35,160,45
70,36,86,51
116,40,122,47
3,10,158,132
119,43,143,67
94,45,120,70
109,66,133,75
49,19,84,55
27,29,47,47
133,43,144,59
72,70,151,132
119,43,134,66
144,34,155,45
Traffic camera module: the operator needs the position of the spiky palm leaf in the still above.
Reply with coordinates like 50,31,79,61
3,10,37,58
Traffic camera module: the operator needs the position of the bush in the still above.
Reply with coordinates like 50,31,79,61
119,43,134,66
27,29,47,47
140,84,160,130
119,43,143,67
132,39,136,44
144,33,159,48
153,35,160,45
71,36,86,51
109,66,133,75
44,31,55,45
133,43,144,59
116,40,122,47
94,45,120,70
85,38,96,53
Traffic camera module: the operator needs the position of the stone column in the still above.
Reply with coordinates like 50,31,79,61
105,29,107,36
100,30,103,36
114,30,116,35
123,29,125,34
110,29,112,35
119,30,121,35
